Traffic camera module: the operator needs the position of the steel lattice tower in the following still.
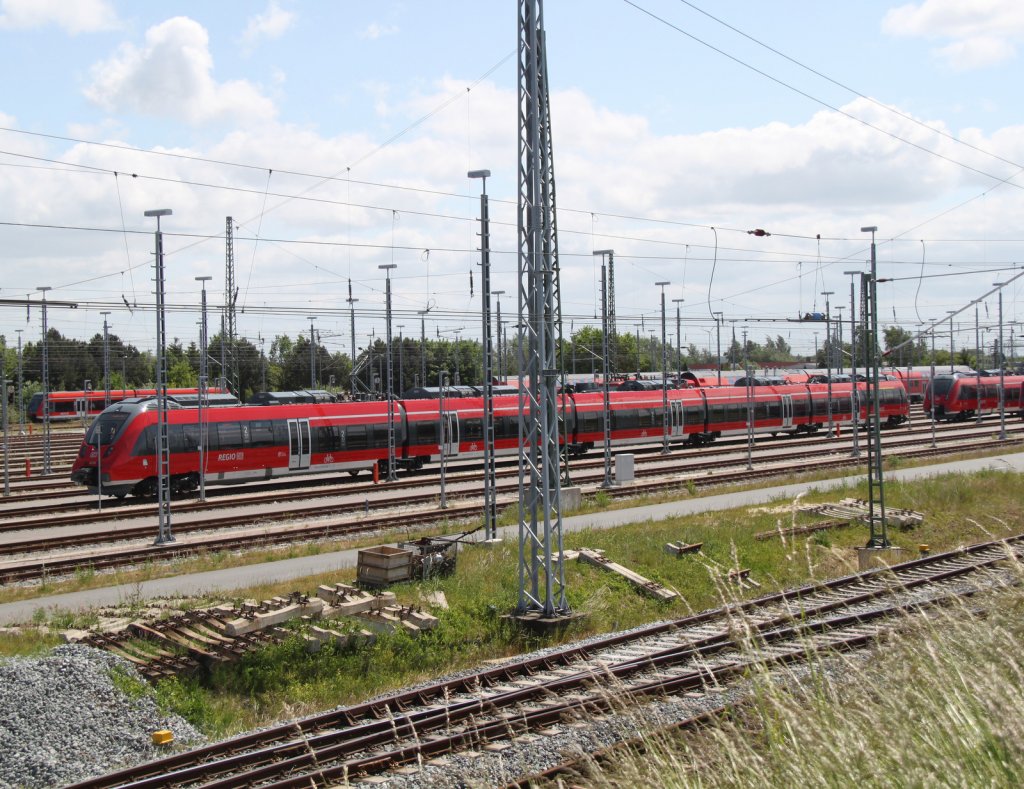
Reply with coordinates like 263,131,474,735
224,217,237,393
516,0,568,618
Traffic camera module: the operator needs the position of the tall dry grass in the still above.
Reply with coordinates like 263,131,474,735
575,563,1024,788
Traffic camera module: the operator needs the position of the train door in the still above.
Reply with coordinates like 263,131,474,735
781,395,794,428
440,412,460,457
287,418,311,470
670,400,685,436
75,397,90,420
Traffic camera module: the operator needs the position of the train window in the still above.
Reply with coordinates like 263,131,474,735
685,405,704,426
84,411,131,446
463,418,483,441
167,425,185,453
215,422,244,450
313,426,342,453
414,421,438,445
249,421,275,447
792,398,809,417
577,411,601,435
53,401,75,413
273,420,289,445
346,425,367,450
368,425,389,449
613,408,640,430
182,424,200,452
132,425,156,456
707,403,728,425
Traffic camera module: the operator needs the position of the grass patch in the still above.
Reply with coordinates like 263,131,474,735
576,583,1024,787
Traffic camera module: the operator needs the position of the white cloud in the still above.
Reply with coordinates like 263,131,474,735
359,22,398,40
0,0,118,33
883,0,1024,69
240,1,294,49
84,17,276,126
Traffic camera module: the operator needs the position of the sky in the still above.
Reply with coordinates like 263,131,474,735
2,0,1024,365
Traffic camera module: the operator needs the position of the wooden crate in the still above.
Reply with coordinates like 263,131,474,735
357,546,413,586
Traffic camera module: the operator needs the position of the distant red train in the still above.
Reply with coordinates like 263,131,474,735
923,373,1024,421
27,387,228,422
70,381,909,498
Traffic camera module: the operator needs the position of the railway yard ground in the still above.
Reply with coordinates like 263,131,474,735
1,430,1024,786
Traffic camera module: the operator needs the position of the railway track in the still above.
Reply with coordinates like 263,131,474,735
0,426,1019,584
69,532,1024,788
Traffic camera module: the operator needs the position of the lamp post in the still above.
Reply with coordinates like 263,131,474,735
396,325,405,395
469,168,497,538
656,281,671,454
927,322,937,448
672,297,684,381
843,270,862,457
36,286,52,474
594,251,614,487
2,339,8,497
347,279,359,399
822,291,834,436
947,311,956,372
418,310,428,388
713,312,723,384
861,225,887,548
15,329,23,435
144,207,173,545
307,316,317,389
743,326,753,470
994,283,1006,440
834,305,844,374
195,276,212,501
100,312,112,409
379,264,398,481
492,290,506,383
975,302,982,424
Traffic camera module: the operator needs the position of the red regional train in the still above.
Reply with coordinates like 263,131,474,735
923,373,1024,421
27,387,230,422
70,381,909,499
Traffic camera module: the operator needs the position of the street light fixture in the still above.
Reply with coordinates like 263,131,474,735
195,276,212,501
656,281,671,454
672,298,685,381
36,286,52,474
379,264,398,481
469,168,498,538
843,270,862,457
860,225,888,548
713,312,724,384
144,208,173,545
946,310,956,372
994,283,1007,439
100,312,112,409
822,291,834,437
594,250,614,487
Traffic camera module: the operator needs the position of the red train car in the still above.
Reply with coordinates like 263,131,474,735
27,387,228,422
71,382,908,498
923,373,1024,421
885,368,930,403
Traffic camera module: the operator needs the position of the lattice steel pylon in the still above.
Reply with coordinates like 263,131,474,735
224,217,237,394
516,0,569,618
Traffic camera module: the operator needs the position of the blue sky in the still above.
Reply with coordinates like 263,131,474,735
2,0,1023,363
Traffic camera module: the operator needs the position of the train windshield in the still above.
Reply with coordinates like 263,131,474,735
84,411,131,446
931,377,955,397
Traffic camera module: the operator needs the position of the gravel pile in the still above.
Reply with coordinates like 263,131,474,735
0,644,204,789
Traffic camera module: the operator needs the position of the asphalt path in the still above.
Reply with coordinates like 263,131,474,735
1,452,1021,626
